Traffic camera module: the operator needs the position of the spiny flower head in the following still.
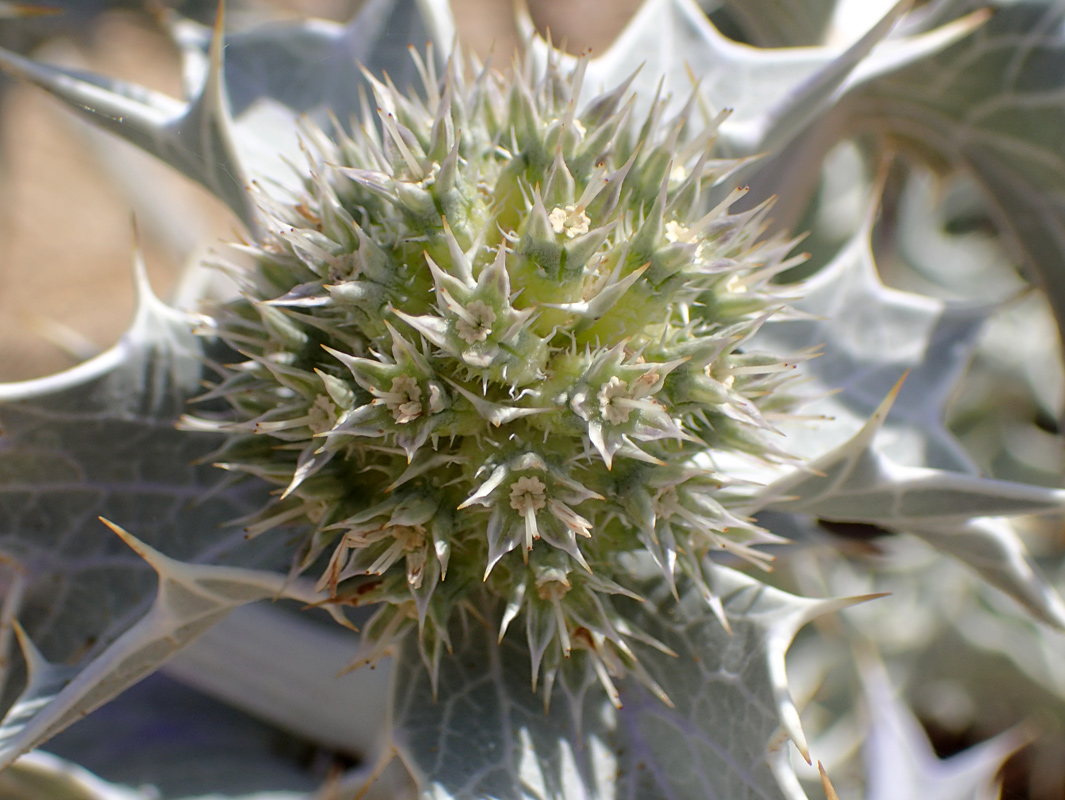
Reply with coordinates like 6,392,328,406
187,47,806,703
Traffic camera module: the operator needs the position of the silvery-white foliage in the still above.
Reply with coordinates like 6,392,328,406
2,1,1065,799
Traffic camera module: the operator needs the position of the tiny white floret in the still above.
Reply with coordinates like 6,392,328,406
598,376,633,424
307,395,338,434
510,476,548,514
455,300,497,343
375,375,423,423
548,205,591,239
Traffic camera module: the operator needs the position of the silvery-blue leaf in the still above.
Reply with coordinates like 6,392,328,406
0,8,254,228
0,259,288,765
755,221,988,472
521,0,957,159
43,672,319,799
759,382,1065,527
390,568,879,800
755,379,1065,628
0,0,456,228
890,170,1021,302
0,521,321,770
164,0,455,195
0,258,276,665
163,603,391,760
861,659,1029,800
840,2,1065,349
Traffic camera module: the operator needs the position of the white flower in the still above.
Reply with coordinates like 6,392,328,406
306,394,338,434
427,382,446,414
598,376,634,424
725,273,748,294
374,375,423,423
548,205,591,238
511,475,548,552
664,220,691,243
455,300,497,343
510,476,547,514
665,219,705,257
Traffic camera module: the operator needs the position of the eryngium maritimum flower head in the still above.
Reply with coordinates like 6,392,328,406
186,48,806,702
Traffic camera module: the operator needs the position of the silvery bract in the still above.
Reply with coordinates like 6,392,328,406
1,1,1065,799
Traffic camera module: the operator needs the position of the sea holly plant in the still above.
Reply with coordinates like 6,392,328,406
3,0,1065,798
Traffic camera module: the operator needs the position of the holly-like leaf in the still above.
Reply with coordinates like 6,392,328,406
522,0,926,158
883,170,1065,485
754,222,989,472
844,1,1065,349
888,169,1023,303
909,516,1065,629
0,258,278,670
167,0,454,121
162,0,455,198
0,259,296,761
754,377,1065,628
770,535,1059,798
0,521,324,771
737,195,1065,631
390,567,879,800
0,0,457,229
0,0,984,244
161,602,391,759
860,659,1030,800
524,0,988,177
757,380,1065,527
0,5,255,229
42,671,322,800
912,565,1065,787
0,750,151,800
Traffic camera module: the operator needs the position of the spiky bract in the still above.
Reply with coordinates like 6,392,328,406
188,48,805,701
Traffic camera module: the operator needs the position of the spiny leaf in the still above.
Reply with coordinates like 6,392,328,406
161,603,391,757
0,5,255,229
752,222,989,472
0,751,151,800
754,378,1065,628
390,568,879,800
843,2,1065,351
0,520,324,770
0,253,277,664
521,0,979,162
911,517,1065,629
860,658,1031,800
0,1,457,230
161,0,455,197
757,382,1065,528
0,256,287,761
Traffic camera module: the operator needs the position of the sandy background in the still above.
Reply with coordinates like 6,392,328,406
0,0,642,381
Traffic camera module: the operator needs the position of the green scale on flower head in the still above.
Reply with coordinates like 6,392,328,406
185,45,808,704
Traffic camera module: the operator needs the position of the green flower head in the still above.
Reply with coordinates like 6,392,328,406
187,47,805,702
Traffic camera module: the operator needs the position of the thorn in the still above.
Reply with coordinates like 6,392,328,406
11,619,48,677
818,761,840,800
99,516,151,560
353,746,399,800
211,0,226,68
875,370,908,420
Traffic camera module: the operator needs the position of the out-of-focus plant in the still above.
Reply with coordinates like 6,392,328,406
2,1,1065,798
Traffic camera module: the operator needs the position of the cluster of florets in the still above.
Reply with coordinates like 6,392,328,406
187,48,805,702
